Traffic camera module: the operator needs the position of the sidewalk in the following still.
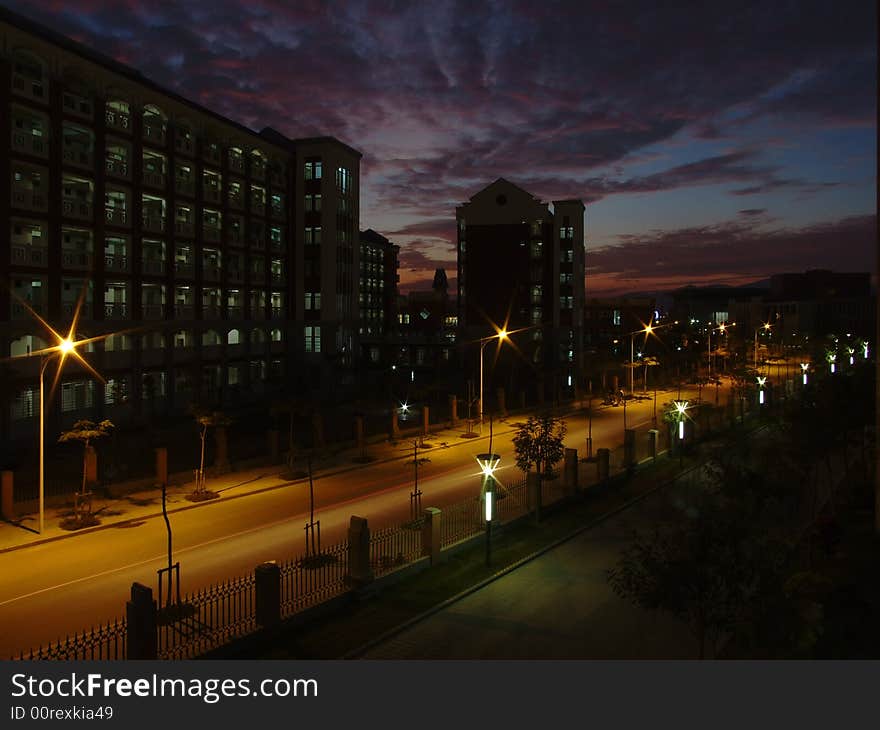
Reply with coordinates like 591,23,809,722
0,408,538,554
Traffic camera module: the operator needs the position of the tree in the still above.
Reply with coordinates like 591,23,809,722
512,415,567,478
190,407,231,497
58,419,114,497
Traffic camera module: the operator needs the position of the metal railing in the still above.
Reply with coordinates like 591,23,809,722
15,619,126,660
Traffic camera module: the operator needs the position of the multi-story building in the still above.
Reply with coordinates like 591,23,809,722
456,179,585,402
0,7,360,444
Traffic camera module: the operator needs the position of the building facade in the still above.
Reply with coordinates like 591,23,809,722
456,179,585,402
0,8,360,444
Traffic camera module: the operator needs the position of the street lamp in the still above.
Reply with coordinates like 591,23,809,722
479,328,509,431
708,322,735,379
754,323,771,371
800,362,809,386
672,400,688,467
757,376,767,406
476,451,500,567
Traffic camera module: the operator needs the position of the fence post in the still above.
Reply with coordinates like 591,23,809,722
624,428,636,468
648,429,659,460
255,562,281,628
563,448,578,494
421,507,441,564
527,472,542,522
346,516,374,588
597,448,610,482
1,470,14,521
155,447,168,487
126,582,157,660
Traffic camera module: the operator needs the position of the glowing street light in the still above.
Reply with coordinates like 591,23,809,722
827,352,836,374
708,322,735,379
672,400,688,467
756,376,767,406
847,347,855,366
478,326,519,431
754,322,771,371
800,362,809,386
476,451,500,567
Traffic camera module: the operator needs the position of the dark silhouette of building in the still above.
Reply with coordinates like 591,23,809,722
455,179,585,402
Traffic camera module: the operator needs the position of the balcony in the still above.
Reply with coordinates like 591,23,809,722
105,109,131,134
203,225,221,243
175,135,194,156
251,200,265,217
105,253,130,273
142,216,166,234
105,207,129,227
174,304,194,319
175,178,195,197
141,303,164,320
249,230,265,248
229,155,245,174
61,250,92,270
10,299,45,319
250,270,267,286
269,169,284,187
271,270,285,285
143,124,166,146
12,73,47,103
104,303,128,320
141,258,165,276
175,220,194,238
228,229,243,246
10,189,48,212
105,158,130,180
270,204,285,220
103,350,132,369
62,147,93,170
251,306,267,321
203,265,221,282
11,131,48,158
10,244,47,267
62,199,93,221
63,93,93,119
203,187,221,204
203,145,221,165
270,307,283,320
252,162,266,181
143,170,166,189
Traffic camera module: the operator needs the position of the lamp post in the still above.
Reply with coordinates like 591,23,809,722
38,337,76,534
476,451,500,567
708,321,734,378
754,323,771,371
757,376,766,406
801,362,809,386
479,329,508,432
673,399,688,467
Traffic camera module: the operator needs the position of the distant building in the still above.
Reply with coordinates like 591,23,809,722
396,268,456,372
584,297,656,357
455,179,585,401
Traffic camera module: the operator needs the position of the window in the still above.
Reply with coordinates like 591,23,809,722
304,161,322,180
560,226,574,239
613,309,622,326
560,273,573,284
305,292,321,310
305,325,321,353
305,226,321,245
560,296,574,309
305,194,322,212
561,249,573,263
336,166,351,194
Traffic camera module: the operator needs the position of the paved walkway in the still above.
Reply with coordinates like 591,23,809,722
355,481,699,659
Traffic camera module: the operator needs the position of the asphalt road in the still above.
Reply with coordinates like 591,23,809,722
0,385,719,657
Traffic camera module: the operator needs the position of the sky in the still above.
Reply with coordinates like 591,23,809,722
5,0,876,296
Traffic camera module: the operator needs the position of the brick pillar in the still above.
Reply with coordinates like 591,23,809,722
155,447,168,487
648,429,659,460
527,472,542,522
624,428,636,468
563,448,578,494
597,448,610,482
449,395,458,427
422,406,430,436
255,562,281,628
126,583,157,660
346,516,374,587
421,507,441,564
1,470,14,521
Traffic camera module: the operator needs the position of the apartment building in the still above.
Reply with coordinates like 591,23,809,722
0,8,360,442
456,178,585,402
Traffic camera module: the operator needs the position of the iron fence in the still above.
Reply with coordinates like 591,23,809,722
280,540,350,615
15,619,126,660
370,520,424,577
158,574,256,660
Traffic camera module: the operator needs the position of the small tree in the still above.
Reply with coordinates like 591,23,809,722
190,407,231,497
58,419,114,496
512,415,567,479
